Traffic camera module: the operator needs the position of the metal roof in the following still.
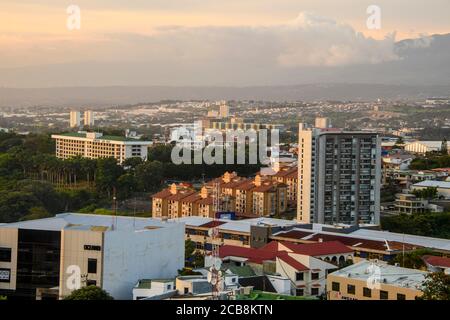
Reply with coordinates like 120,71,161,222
1,213,180,232
330,260,428,289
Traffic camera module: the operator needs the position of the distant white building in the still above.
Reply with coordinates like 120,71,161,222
405,141,447,154
411,180,450,199
69,111,81,128
51,131,152,164
219,104,230,118
84,110,95,126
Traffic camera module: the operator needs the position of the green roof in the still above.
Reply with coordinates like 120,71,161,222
54,132,147,142
98,135,139,142
226,265,256,277
136,279,174,289
236,290,317,301
57,132,87,138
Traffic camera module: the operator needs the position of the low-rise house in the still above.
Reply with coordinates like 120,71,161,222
207,240,350,297
133,279,176,300
411,180,450,199
394,193,443,214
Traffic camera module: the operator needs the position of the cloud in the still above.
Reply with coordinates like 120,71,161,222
275,12,399,66
0,12,402,68
1,12,441,87
102,12,401,68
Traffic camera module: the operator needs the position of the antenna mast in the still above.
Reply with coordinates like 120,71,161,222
208,182,222,299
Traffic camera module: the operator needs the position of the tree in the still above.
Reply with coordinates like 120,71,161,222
390,249,437,269
192,252,205,268
20,206,52,221
134,161,163,192
395,136,404,145
64,286,114,300
412,187,438,200
95,158,124,197
441,138,448,155
381,212,450,239
420,272,450,300
185,239,196,264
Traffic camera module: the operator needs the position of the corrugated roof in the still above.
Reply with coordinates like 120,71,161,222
413,180,450,189
422,255,450,268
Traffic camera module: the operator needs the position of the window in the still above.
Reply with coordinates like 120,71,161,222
347,284,355,295
296,289,304,296
86,280,96,286
296,272,304,281
380,290,389,300
397,293,406,300
167,284,172,290
311,288,319,296
0,268,11,283
332,282,340,292
363,287,372,298
0,248,11,262
184,288,189,294
87,258,97,274
311,272,319,280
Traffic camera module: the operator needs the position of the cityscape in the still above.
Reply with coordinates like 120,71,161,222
0,0,449,310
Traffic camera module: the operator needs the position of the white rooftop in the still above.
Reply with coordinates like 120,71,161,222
1,213,181,232
331,260,428,290
412,180,450,189
172,216,299,233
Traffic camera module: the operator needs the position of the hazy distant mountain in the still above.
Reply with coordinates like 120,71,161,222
0,34,449,107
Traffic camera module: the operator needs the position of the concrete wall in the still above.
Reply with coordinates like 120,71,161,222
327,274,423,300
102,222,184,300
0,228,18,291
59,229,104,299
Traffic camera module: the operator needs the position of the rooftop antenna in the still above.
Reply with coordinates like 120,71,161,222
207,182,223,299
133,196,137,230
402,233,405,268
112,187,117,231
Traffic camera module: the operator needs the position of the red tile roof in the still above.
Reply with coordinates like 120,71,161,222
197,196,214,205
199,221,227,229
235,180,256,191
219,245,276,264
181,193,202,203
280,241,353,256
151,189,172,199
276,252,309,271
273,230,420,253
166,190,196,201
422,255,450,268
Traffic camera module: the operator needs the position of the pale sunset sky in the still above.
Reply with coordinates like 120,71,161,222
0,0,449,87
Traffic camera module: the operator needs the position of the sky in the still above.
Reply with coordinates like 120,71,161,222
0,0,449,86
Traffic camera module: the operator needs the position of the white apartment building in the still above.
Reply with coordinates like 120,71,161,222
297,123,381,225
84,110,95,127
0,213,185,300
69,111,81,128
51,131,151,164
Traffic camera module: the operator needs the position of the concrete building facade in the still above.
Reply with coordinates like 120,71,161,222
0,213,184,300
51,131,151,164
297,124,381,225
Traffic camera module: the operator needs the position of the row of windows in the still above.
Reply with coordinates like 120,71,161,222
331,282,406,300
